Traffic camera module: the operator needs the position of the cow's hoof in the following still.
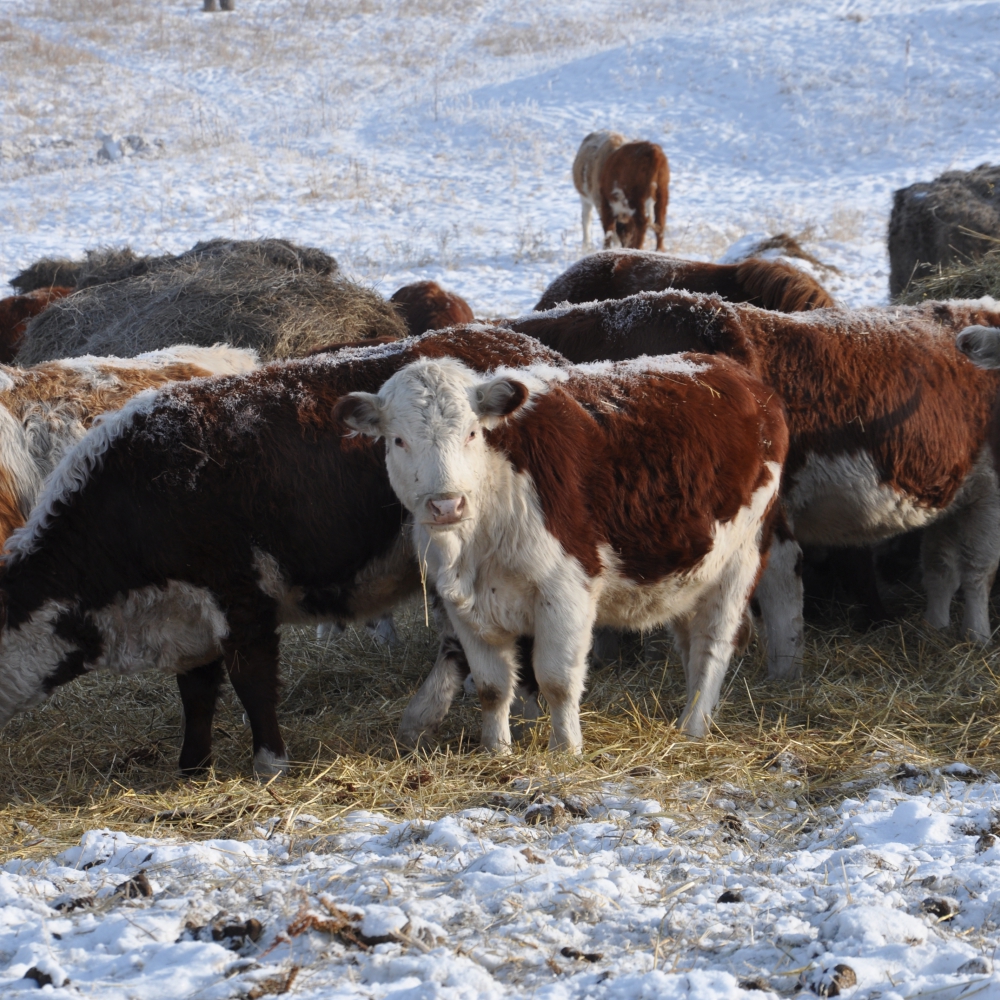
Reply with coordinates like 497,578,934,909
253,747,289,779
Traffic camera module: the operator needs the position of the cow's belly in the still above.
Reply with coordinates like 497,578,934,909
91,580,229,675
785,450,944,547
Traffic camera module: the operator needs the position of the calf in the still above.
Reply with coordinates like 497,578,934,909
534,250,834,313
0,344,259,545
507,293,1000,673
390,281,475,336
598,141,670,251
572,131,625,248
338,354,787,747
0,287,74,362
0,328,565,776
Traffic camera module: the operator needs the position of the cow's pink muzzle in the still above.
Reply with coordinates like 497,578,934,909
425,495,467,526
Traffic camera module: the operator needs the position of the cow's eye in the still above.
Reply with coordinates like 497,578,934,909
467,429,476,442
394,437,405,448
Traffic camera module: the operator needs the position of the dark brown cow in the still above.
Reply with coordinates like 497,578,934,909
390,281,475,336
598,141,670,250
340,352,787,745
505,293,1000,674
0,329,565,777
0,287,74,362
534,250,834,313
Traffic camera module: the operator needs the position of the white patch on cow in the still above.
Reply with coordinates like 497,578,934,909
4,387,163,562
608,184,634,222
0,600,77,728
253,747,289,778
252,548,288,603
0,404,43,523
785,450,941,546
53,344,259,376
90,580,229,675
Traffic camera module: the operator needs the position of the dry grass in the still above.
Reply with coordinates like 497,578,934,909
3,583,1000,862
897,242,1000,304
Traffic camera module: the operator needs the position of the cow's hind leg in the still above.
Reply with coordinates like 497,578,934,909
958,504,1000,643
532,591,597,753
922,517,963,632
177,658,226,775
580,198,594,247
754,533,805,680
676,552,761,738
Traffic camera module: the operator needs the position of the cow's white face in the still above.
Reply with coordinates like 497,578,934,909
336,359,528,531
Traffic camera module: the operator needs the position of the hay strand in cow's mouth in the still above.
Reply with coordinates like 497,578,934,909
897,243,1000,304
3,583,1000,859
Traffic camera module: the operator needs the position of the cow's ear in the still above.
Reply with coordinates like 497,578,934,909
474,378,529,420
334,392,384,437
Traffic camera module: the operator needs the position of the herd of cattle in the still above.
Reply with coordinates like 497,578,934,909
2,143,1000,779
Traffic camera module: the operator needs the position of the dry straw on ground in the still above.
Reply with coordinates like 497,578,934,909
897,241,1000,304
14,239,404,364
3,584,999,861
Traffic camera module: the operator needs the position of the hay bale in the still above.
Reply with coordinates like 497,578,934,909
897,246,1000,304
16,248,401,364
888,163,1000,299
9,239,337,294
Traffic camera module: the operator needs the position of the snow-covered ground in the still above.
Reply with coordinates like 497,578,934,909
3,0,1000,313
4,773,1000,999
5,0,1000,996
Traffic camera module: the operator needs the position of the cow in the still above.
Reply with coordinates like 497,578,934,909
573,131,625,248
534,250,834,313
0,328,566,777
0,287,74,362
502,292,1000,677
390,282,475,336
597,141,670,251
337,353,788,748
0,345,259,546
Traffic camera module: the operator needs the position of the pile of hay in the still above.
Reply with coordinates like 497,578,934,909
897,245,1000,304
15,239,405,364
889,163,1000,299
3,581,1000,859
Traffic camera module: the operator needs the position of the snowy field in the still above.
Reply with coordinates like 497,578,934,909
4,0,1000,997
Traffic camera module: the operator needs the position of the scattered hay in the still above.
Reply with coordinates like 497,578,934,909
897,243,1000,305
15,241,403,363
2,585,999,861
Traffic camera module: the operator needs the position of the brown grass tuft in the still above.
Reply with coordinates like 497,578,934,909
2,585,999,861
897,240,1000,304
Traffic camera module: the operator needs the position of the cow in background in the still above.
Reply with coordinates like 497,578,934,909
0,287,74,362
535,250,834,313
390,281,475,336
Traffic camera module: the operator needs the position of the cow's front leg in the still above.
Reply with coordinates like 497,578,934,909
532,591,596,753
176,658,225,775
443,608,518,752
580,198,594,247
397,625,470,750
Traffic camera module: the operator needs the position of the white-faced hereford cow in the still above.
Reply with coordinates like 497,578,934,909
0,328,564,776
506,293,1000,673
0,345,259,545
534,249,835,313
337,354,788,748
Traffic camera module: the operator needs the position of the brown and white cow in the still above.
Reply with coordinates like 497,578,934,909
0,344,259,546
505,293,1000,674
390,281,475,337
598,141,670,251
338,353,787,747
0,328,565,776
534,250,834,313
572,131,625,248
0,287,74,363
